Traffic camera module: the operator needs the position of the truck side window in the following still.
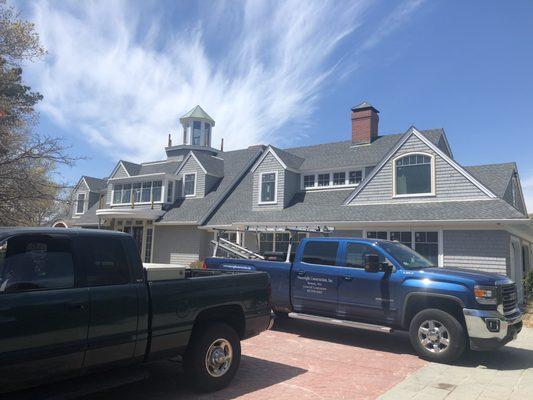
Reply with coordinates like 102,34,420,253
345,243,384,269
301,241,339,266
85,237,130,286
0,236,75,293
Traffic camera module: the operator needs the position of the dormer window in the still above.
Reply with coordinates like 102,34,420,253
259,172,277,203
76,193,85,214
183,173,196,197
394,153,434,196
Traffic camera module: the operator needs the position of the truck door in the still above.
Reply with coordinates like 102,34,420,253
337,241,398,323
291,240,340,315
0,234,89,391
81,235,140,370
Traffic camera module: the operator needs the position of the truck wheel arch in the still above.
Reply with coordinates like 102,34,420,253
402,293,466,330
191,304,246,341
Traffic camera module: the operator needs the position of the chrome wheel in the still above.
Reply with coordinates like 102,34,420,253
418,320,450,353
205,338,233,378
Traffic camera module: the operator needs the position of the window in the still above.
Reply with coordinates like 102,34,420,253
395,154,432,195
141,181,151,202
333,172,346,185
76,193,85,214
260,172,276,203
303,175,315,188
144,228,153,263
192,121,202,145
301,241,339,266
113,184,122,204
318,173,330,187
259,233,274,254
414,232,438,266
205,123,211,146
184,174,196,196
390,231,412,248
367,231,388,240
0,236,75,293
167,181,174,203
183,122,189,144
85,237,130,286
121,183,132,204
132,183,141,203
349,170,362,185
345,243,384,268
257,232,307,257
152,181,162,202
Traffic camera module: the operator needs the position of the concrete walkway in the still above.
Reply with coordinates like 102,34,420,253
380,327,533,400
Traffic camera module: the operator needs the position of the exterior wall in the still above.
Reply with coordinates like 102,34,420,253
503,177,527,215
152,225,209,265
349,134,490,204
252,152,285,211
111,163,130,179
333,229,363,238
442,230,510,275
284,170,300,205
177,156,206,198
205,174,220,195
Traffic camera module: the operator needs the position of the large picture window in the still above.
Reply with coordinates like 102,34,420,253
260,172,276,203
112,180,164,204
395,154,433,196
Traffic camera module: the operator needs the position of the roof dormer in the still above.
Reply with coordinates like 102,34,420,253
180,105,215,147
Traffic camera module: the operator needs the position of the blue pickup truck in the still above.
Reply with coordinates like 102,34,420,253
205,237,523,363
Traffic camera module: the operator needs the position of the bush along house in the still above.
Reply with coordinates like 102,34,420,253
56,103,533,303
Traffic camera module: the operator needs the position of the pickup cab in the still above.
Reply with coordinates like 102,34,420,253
205,237,523,363
0,228,271,394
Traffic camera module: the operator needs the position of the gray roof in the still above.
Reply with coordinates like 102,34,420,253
283,129,445,171
351,101,379,112
158,148,262,224
270,146,305,170
120,160,141,176
138,160,181,175
180,105,215,125
465,163,516,198
192,151,225,177
206,182,527,226
82,176,107,191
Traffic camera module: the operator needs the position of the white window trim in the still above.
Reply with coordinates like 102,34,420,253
75,192,87,215
301,169,365,191
258,171,278,205
392,152,436,198
183,172,197,197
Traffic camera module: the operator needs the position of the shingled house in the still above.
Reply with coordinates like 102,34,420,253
57,103,533,302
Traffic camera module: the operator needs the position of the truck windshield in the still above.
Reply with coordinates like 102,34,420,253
377,241,434,269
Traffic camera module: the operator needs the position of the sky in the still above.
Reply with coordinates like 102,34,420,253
16,0,533,209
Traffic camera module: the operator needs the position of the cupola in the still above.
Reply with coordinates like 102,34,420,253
180,105,215,147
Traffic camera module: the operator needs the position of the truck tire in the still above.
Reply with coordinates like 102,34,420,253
409,308,466,363
184,322,241,392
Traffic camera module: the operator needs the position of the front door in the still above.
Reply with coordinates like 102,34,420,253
80,235,139,370
291,240,340,316
337,241,396,323
0,234,89,391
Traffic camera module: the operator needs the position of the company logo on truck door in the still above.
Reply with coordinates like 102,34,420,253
298,275,333,295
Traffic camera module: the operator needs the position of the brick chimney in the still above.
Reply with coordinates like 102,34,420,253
351,102,379,144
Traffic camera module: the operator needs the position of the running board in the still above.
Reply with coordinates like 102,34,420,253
288,312,393,333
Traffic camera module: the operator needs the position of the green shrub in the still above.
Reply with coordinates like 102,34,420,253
189,260,203,269
524,271,533,296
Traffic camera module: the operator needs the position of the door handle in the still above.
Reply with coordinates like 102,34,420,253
343,276,353,281
296,270,306,277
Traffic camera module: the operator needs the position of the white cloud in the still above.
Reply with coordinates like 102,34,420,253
25,0,421,163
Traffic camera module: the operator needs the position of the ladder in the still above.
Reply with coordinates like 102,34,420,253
211,237,264,259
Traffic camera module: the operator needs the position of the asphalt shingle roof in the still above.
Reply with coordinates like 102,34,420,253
192,151,225,177
82,176,107,191
283,129,445,171
465,163,516,198
269,146,305,170
120,160,141,176
138,160,181,175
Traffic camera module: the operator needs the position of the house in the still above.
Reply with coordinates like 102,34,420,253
56,103,533,302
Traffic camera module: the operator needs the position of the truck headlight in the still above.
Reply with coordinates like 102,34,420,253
474,285,498,305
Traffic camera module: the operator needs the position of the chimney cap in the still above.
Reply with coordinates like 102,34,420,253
351,101,379,113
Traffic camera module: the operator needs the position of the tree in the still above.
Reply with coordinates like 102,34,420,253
0,0,76,226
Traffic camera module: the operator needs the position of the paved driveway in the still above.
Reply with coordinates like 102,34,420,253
8,319,533,400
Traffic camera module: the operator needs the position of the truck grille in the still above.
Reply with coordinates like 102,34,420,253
501,284,518,315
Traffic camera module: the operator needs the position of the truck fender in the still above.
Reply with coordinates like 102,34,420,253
401,292,466,329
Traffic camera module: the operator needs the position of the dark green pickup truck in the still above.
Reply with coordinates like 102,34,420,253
0,228,271,393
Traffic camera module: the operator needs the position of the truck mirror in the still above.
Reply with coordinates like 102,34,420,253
364,254,381,273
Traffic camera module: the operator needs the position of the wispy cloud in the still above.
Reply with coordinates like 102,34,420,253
25,0,422,163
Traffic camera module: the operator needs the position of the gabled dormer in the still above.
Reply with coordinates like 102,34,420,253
250,146,304,210
175,151,224,199
72,176,106,217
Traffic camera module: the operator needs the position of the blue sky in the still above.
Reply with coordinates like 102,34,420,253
18,0,533,207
